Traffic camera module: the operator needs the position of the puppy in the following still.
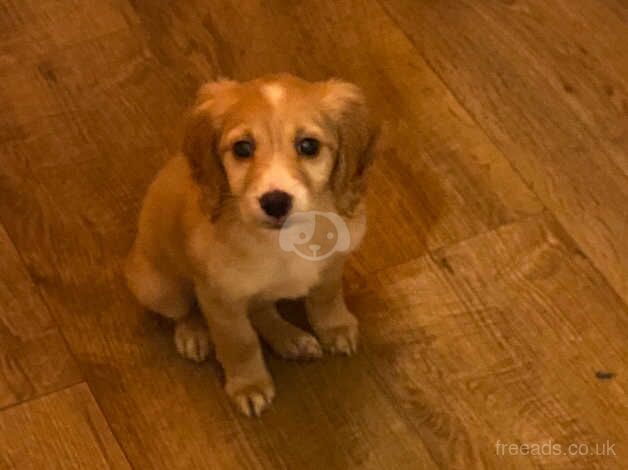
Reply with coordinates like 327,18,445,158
125,74,377,416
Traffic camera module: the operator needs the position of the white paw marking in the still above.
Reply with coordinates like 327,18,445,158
318,323,359,356
277,333,323,360
174,321,211,362
228,381,275,417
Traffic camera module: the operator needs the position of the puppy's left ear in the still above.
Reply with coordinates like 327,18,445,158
322,80,379,217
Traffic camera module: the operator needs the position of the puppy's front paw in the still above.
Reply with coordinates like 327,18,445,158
226,376,275,417
174,317,212,362
317,320,359,356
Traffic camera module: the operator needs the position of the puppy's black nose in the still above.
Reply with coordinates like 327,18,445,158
259,190,293,219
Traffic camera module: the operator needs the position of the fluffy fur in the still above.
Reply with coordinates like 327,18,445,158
125,74,377,416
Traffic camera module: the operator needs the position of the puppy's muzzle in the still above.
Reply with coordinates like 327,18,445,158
259,190,293,222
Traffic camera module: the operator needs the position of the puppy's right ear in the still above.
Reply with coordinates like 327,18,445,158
182,80,237,218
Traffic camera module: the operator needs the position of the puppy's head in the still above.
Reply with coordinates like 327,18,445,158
183,74,377,228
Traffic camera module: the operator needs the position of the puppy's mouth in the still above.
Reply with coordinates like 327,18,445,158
262,222,283,230
260,216,288,230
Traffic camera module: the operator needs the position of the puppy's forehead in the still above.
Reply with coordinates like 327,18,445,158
220,77,325,130
261,82,286,107
257,75,322,105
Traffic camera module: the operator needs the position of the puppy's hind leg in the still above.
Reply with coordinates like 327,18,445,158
174,312,212,362
125,250,193,320
250,302,322,360
126,251,212,362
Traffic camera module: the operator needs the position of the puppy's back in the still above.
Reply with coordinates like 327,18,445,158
131,156,200,271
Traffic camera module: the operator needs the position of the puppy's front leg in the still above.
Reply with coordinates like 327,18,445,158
306,260,358,355
195,284,274,417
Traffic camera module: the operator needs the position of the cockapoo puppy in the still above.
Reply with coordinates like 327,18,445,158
126,74,378,416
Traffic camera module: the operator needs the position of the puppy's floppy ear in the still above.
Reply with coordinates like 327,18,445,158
322,80,378,217
182,80,236,218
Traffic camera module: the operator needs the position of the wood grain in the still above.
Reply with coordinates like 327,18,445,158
349,212,627,469
0,222,81,409
380,0,628,304
0,383,131,469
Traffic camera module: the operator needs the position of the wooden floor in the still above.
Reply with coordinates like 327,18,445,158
1,1,626,468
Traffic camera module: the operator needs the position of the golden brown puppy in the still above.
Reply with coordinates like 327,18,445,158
125,74,377,416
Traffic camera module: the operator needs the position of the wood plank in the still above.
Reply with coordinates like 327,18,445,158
0,0,136,69
0,383,130,469
0,222,81,409
348,212,627,469
0,0,138,145
380,0,628,303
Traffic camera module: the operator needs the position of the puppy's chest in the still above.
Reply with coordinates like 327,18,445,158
254,254,326,300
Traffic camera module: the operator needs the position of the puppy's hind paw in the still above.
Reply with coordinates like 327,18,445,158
318,323,359,356
174,317,212,362
274,332,323,360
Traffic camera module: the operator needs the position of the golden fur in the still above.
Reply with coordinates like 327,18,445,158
125,74,377,416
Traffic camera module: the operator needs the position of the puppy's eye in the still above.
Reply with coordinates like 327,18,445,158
233,140,254,159
296,138,320,157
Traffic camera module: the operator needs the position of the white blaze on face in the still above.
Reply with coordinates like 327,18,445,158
254,160,309,212
254,82,308,212
262,83,286,108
